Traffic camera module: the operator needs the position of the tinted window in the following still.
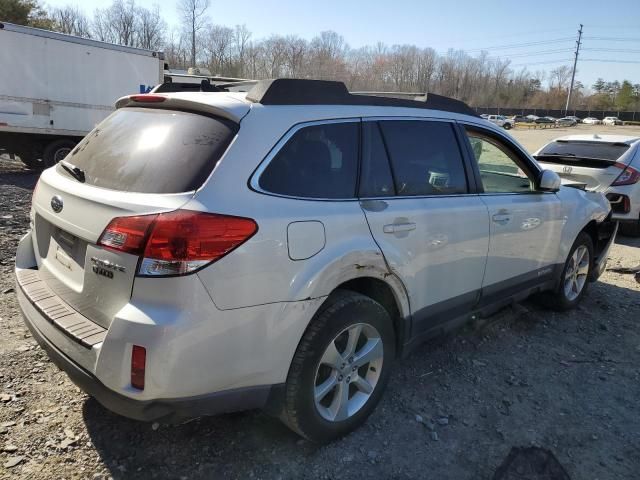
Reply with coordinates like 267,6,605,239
56,108,237,193
378,121,467,196
465,128,533,193
537,141,629,161
259,122,359,199
359,122,395,197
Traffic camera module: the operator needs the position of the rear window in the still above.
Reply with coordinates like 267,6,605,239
538,141,629,162
57,108,237,193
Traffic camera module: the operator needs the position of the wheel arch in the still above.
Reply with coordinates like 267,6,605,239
335,276,410,355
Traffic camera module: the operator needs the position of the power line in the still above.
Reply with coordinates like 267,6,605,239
510,59,573,68
463,37,575,52
581,58,640,64
582,47,640,53
582,36,640,42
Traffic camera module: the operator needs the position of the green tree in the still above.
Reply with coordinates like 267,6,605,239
616,80,635,110
0,0,53,29
592,78,606,93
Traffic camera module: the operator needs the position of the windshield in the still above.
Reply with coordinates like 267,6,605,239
56,108,238,194
537,141,629,161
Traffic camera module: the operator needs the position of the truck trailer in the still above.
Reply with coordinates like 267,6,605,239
0,22,164,168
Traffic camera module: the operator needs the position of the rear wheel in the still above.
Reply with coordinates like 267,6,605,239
281,290,395,443
545,232,593,310
503,123,512,130
43,139,76,167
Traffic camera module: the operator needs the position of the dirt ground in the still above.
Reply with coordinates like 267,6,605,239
1,126,640,479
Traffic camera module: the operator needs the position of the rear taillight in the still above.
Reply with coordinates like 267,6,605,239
97,210,258,276
131,345,146,390
612,163,640,186
98,215,157,255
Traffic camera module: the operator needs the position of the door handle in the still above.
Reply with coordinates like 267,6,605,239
492,213,511,225
383,222,416,234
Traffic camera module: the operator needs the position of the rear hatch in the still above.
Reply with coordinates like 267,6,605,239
30,105,239,328
535,140,633,191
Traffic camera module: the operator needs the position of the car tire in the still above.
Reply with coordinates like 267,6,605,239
43,139,76,167
281,289,395,443
619,221,640,237
545,232,594,311
503,123,512,130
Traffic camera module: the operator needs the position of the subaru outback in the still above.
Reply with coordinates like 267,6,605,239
15,79,616,442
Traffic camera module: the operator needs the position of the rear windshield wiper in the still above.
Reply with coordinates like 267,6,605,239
59,161,86,183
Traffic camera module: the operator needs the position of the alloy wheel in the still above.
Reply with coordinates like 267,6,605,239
563,245,589,301
313,323,383,422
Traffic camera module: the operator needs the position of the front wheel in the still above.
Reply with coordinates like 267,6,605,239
503,123,512,130
545,232,594,310
281,290,395,443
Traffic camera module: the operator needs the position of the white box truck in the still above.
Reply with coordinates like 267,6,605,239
0,22,165,168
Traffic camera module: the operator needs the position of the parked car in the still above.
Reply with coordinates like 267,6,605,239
556,117,577,127
565,115,582,123
535,117,555,124
583,117,602,125
603,116,623,126
480,114,489,119
526,115,540,122
15,79,616,442
511,115,530,123
535,134,640,236
486,114,514,130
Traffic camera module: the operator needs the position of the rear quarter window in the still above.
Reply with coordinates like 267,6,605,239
57,108,237,193
258,122,359,199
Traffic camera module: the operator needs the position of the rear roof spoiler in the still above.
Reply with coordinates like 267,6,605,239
114,94,250,123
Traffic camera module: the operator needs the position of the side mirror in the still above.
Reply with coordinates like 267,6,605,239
538,169,561,192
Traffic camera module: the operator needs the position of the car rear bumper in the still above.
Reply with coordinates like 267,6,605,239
16,272,274,422
20,297,275,422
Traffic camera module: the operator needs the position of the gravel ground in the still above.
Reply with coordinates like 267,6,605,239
1,149,640,479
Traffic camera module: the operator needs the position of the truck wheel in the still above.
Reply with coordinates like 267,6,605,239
544,232,593,311
281,290,395,443
503,123,512,130
43,139,76,167
17,152,44,169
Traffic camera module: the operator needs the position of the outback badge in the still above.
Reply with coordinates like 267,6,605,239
91,257,126,279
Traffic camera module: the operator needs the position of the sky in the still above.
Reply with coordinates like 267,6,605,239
42,0,640,89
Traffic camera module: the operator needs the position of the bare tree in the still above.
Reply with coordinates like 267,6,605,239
203,24,234,74
50,6,91,37
137,4,166,50
177,0,210,67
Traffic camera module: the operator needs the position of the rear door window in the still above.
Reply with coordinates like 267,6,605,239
57,108,237,193
259,121,359,199
378,120,468,196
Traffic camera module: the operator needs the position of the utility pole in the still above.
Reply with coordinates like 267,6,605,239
565,24,583,112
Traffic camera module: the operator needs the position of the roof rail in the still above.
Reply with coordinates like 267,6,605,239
246,79,478,117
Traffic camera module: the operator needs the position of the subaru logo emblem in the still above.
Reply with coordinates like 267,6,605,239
51,195,64,213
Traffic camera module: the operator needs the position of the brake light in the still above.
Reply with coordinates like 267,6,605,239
97,210,258,276
131,345,146,390
129,94,166,103
612,163,640,186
